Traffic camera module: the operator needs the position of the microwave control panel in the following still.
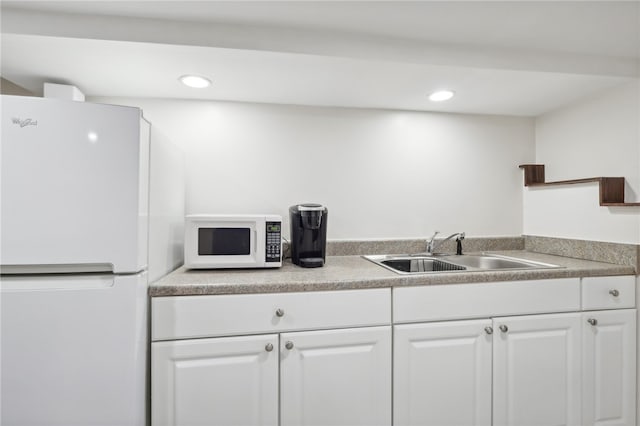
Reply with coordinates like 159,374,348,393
265,222,282,262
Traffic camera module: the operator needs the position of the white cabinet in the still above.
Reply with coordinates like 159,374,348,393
152,327,391,426
394,319,493,426
152,334,278,426
394,313,583,426
152,276,637,426
280,326,391,426
581,276,637,426
582,309,637,426
151,288,391,426
492,313,582,426
393,276,637,426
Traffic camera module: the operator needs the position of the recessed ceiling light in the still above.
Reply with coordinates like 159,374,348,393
428,90,455,102
179,75,212,89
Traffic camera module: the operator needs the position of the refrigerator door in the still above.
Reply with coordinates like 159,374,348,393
1,272,148,426
1,95,149,273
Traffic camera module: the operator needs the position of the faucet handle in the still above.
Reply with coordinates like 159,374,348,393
456,232,465,255
428,231,440,241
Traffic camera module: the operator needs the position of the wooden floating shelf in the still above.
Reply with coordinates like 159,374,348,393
519,164,640,207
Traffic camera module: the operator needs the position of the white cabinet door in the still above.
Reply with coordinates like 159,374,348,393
152,334,278,426
394,320,493,426
493,312,582,426
583,309,637,426
280,326,391,426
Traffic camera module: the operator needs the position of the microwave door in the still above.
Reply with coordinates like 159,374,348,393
198,227,250,257
195,224,257,267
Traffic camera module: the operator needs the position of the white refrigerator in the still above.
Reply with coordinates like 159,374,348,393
1,95,158,425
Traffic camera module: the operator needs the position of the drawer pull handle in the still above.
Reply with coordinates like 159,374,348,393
285,341,294,350
609,289,620,297
275,308,285,317
499,325,508,333
587,318,598,326
484,327,494,335
265,343,274,352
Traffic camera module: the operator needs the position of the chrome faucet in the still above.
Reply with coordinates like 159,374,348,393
426,231,465,255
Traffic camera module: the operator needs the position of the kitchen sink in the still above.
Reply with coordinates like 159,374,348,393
364,253,561,275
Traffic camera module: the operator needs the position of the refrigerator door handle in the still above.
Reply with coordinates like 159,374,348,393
0,275,115,292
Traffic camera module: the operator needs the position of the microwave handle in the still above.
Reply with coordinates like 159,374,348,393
254,230,258,252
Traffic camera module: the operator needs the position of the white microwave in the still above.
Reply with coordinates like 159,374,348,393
184,214,282,269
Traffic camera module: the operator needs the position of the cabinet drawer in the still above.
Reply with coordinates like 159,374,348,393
582,275,635,310
393,278,581,323
152,288,391,341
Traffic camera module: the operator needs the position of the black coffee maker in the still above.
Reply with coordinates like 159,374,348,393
289,204,328,268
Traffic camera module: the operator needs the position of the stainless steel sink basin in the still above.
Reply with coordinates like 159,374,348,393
379,257,466,274
444,254,557,270
364,253,561,275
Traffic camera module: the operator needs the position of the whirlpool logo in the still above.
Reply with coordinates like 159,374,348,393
12,117,38,128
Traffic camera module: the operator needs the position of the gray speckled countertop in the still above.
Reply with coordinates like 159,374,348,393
150,250,635,297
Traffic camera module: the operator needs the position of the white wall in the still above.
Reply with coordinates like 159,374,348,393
92,97,534,240
524,80,640,244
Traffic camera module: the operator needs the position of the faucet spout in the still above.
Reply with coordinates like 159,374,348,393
426,231,465,255
426,231,440,254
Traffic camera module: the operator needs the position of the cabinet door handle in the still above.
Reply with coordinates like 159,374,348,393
499,325,508,333
609,289,620,297
275,308,285,317
484,326,494,335
587,318,598,326
265,343,274,352
285,341,294,350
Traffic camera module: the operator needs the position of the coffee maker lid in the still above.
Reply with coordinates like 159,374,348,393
297,203,325,212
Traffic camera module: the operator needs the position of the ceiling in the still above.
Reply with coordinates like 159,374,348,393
1,1,639,116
